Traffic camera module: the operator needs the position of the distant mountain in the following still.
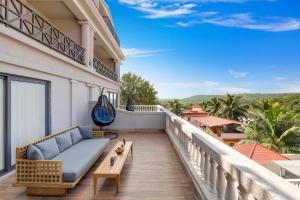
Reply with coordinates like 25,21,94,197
160,93,299,107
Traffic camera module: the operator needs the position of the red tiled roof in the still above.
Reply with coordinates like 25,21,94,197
221,133,247,140
182,110,208,116
192,104,202,108
233,143,289,164
194,116,242,127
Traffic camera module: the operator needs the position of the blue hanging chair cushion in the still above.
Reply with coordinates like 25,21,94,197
94,107,114,124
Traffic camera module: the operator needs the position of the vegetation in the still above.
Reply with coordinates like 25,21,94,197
161,92,300,153
120,73,158,105
167,99,184,115
240,101,300,153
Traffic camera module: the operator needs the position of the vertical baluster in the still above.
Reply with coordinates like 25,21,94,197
203,152,210,182
237,185,250,200
193,143,198,167
189,140,194,162
209,157,216,191
216,164,225,199
200,148,205,176
196,145,201,172
225,173,237,200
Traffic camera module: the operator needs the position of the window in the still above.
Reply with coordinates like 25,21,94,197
0,75,50,173
107,91,118,108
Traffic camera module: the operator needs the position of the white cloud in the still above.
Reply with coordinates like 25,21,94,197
177,13,300,32
228,69,249,78
156,81,251,97
279,82,300,93
274,76,285,81
122,48,167,58
119,0,197,18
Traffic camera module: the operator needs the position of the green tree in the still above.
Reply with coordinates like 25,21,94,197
241,102,300,153
120,73,158,105
168,99,183,115
204,97,221,116
216,94,248,121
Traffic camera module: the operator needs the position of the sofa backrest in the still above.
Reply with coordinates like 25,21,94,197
16,126,79,159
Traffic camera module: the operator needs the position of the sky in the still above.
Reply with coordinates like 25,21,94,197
107,0,300,99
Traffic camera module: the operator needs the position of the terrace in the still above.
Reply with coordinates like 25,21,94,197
1,105,300,199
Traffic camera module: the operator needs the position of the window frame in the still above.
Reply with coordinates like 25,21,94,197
0,74,51,174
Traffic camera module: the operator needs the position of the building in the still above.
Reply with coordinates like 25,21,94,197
233,143,290,175
0,0,124,174
0,1,300,199
182,104,208,122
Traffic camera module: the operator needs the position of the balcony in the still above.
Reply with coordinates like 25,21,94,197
93,56,118,82
0,0,85,64
92,0,120,46
1,105,300,199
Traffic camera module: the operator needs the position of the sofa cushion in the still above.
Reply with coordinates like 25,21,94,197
79,125,93,139
70,128,82,144
55,131,72,152
27,144,44,160
51,138,109,182
35,138,60,160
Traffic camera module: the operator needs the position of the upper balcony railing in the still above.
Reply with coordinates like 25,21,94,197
119,105,159,112
115,105,300,200
0,0,85,64
93,56,118,82
91,0,120,46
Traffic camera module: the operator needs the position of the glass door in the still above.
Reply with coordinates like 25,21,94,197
10,80,46,165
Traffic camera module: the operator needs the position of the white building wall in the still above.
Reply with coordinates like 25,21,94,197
0,26,120,134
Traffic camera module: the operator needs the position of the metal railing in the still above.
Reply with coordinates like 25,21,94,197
93,56,118,82
119,105,159,112
91,0,120,46
0,0,85,64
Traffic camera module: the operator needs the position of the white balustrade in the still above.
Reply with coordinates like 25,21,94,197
158,105,300,200
119,105,158,112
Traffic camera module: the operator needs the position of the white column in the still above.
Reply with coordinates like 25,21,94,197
216,164,225,199
79,21,94,67
209,157,216,191
90,27,95,67
115,60,121,82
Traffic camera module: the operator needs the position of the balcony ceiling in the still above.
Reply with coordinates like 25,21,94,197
28,0,76,20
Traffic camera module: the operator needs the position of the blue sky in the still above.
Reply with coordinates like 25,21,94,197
107,0,300,98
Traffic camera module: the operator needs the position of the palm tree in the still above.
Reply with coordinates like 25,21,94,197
241,102,300,153
205,97,221,116
217,94,248,121
168,99,183,116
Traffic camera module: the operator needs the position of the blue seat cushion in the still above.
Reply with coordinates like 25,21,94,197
35,138,60,160
94,107,113,123
27,144,44,160
51,138,110,182
79,125,93,139
70,128,82,144
55,131,73,152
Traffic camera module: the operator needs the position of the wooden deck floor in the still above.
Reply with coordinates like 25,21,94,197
0,131,197,200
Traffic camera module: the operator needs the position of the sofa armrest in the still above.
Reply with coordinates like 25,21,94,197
16,159,63,185
93,130,104,138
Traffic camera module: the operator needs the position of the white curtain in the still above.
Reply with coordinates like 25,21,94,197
11,81,46,165
0,79,4,170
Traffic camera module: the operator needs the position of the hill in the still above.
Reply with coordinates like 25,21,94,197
160,93,299,107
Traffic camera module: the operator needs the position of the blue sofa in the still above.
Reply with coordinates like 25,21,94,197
15,126,109,196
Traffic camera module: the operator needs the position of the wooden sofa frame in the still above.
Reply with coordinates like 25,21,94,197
14,126,104,196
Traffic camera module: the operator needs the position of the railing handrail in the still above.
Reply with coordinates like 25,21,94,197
119,105,159,112
91,0,120,46
93,56,118,82
159,105,300,200
0,0,85,64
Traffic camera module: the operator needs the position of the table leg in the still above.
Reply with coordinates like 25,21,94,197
115,175,120,193
93,176,98,195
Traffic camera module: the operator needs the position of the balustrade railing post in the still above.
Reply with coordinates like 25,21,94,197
200,148,205,176
209,157,217,191
237,185,250,200
216,164,225,199
203,152,210,182
225,173,237,200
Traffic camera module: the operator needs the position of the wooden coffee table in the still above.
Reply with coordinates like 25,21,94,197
93,141,133,194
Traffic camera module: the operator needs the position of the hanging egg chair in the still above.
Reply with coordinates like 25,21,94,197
92,88,118,139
